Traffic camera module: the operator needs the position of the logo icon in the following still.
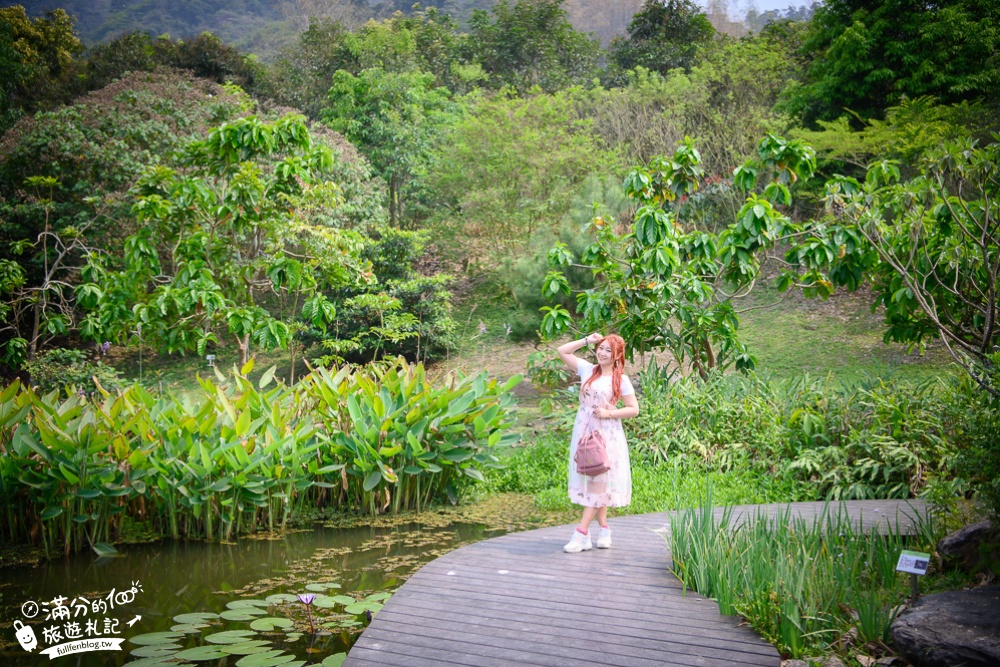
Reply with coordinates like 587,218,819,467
21,600,39,618
14,620,37,652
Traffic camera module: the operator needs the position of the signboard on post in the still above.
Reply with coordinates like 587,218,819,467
896,550,931,575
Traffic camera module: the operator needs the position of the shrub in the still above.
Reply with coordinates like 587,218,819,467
316,228,457,364
629,366,958,501
22,348,122,395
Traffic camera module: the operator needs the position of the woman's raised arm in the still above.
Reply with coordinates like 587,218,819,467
557,333,602,373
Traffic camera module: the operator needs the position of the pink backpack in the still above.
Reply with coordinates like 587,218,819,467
575,414,610,476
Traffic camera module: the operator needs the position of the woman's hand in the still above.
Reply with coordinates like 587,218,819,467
586,332,603,346
594,406,614,419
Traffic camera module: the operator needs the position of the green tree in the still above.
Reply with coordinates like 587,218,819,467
465,0,600,93
87,114,372,368
541,134,817,377
806,140,1000,396
0,6,83,131
786,0,1000,125
323,67,458,227
427,88,605,257
606,0,715,83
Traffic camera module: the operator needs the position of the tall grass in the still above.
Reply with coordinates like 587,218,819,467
669,493,937,658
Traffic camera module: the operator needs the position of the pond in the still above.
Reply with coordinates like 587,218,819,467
0,496,567,667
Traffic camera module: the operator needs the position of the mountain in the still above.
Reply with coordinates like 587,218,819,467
9,0,643,53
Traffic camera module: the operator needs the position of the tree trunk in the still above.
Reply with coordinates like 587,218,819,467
236,334,250,367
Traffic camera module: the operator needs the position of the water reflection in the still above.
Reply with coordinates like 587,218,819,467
0,521,499,666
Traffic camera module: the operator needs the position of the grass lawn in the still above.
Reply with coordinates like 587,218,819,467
739,283,955,384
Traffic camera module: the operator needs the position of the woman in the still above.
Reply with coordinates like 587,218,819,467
557,333,639,553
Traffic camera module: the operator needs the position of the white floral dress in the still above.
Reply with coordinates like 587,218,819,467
568,360,633,508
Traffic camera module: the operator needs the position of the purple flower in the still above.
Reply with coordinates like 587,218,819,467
298,593,317,633
100,341,111,354
478,321,487,335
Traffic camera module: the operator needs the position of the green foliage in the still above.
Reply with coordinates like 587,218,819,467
315,228,457,364
606,0,715,83
0,359,522,553
87,114,370,365
670,497,937,659
429,88,607,257
631,367,956,501
495,174,626,338
0,6,83,132
541,134,817,376
944,374,1000,518
802,139,1000,396
323,67,459,227
0,68,248,277
786,0,1000,125
21,347,122,395
465,0,601,93
793,96,994,171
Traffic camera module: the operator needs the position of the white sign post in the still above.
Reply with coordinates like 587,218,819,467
896,549,931,601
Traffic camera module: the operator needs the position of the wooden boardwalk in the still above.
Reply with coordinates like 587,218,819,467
346,499,929,667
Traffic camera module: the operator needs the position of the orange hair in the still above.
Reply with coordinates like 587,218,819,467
581,334,626,402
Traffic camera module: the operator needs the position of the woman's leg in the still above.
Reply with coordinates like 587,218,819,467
577,506,599,533
597,506,608,528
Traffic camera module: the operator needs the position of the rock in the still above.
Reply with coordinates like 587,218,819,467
781,661,809,667
937,520,994,571
891,586,1000,667
821,657,847,667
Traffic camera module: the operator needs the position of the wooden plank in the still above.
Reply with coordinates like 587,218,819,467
344,500,928,667
374,606,778,662
381,596,775,652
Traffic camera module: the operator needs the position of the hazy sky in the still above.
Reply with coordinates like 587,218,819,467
697,0,818,15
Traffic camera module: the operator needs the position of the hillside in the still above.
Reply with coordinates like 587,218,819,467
12,0,644,52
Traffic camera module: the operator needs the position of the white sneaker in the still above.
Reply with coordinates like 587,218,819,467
563,530,592,553
596,527,612,549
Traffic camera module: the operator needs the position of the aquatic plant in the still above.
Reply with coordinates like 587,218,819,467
0,358,522,554
668,492,936,659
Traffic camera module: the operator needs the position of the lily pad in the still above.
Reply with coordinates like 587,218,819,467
305,582,340,592
284,632,302,642
366,592,393,602
344,600,383,615
173,612,220,624
171,623,209,633
173,645,231,661
265,593,299,605
129,644,181,658
220,608,268,621
249,617,294,631
204,630,258,644
124,657,183,667
322,655,347,667
328,595,357,606
129,631,185,646
227,599,270,609
221,641,273,655
235,649,297,667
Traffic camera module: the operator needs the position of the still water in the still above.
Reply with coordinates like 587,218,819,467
0,519,506,666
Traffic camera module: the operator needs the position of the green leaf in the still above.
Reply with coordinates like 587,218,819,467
322,654,347,667
92,542,120,557
259,365,277,389
204,631,259,644
363,470,382,492
173,645,231,661
235,650,297,667
129,632,185,646
249,617,294,631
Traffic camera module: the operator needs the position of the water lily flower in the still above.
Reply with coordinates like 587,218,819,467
298,593,316,633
